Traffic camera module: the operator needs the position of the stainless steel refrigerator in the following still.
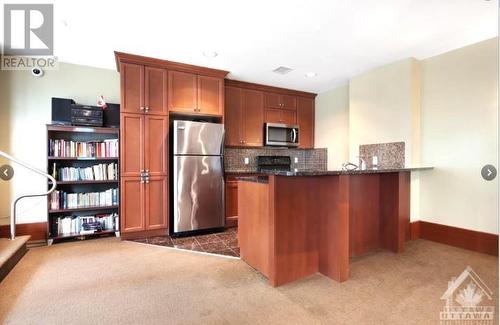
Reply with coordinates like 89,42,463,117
171,120,225,235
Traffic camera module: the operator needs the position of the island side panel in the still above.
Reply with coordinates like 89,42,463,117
238,179,270,277
348,174,381,257
379,172,410,253
318,175,350,282
269,176,320,287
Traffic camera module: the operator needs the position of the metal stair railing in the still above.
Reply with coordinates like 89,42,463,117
0,150,57,240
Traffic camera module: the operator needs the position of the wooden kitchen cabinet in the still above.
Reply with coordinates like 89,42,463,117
120,113,144,177
265,108,297,125
198,75,224,115
144,67,168,115
120,177,145,232
144,115,168,177
264,92,296,110
224,86,264,147
168,71,197,113
168,71,224,116
225,177,238,227
297,97,315,148
224,86,242,146
145,176,169,229
120,63,167,115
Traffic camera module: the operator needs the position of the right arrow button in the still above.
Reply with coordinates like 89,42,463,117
481,164,497,181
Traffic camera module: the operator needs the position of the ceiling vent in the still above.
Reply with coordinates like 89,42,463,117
272,66,293,75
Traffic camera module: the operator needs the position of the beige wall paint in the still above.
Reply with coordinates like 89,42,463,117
0,62,119,225
419,38,498,234
314,84,349,170
349,58,421,166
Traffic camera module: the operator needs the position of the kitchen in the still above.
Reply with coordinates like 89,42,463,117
0,1,497,323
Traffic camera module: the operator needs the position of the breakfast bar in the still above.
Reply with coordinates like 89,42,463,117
237,168,432,287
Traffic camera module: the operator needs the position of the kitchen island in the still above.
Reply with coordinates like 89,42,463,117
237,168,432,287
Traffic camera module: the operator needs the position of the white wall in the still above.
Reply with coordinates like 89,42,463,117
349,58,421,166
0,63,119,225
315,84,349,170
418,38,498,234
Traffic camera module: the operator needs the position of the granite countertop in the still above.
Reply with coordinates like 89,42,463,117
228,167,433,178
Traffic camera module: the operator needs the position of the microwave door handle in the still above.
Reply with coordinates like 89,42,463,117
292,128,297,143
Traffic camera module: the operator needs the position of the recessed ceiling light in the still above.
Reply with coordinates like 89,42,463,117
305,72,318,78
273,66,293,75
203,51,218,58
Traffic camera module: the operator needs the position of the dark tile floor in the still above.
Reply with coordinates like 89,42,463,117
130,227,240,257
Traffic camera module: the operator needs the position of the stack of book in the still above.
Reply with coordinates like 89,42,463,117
48,139,119,158
52,162,118,181
56,213,119,235
50,188,119,210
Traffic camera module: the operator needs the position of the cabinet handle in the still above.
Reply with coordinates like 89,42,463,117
145,107,149,112
140,106,145,111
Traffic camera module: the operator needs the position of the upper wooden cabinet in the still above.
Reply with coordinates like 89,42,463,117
198,75,224,115
168,71,224,116
224,79,316,148
264,92,297,110
120,63,168,115
297,97,315,149
224,86,264,147
264,108,297,125
167,71,197,113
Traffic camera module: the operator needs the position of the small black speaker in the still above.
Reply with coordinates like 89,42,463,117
104,103,120,128
51,97,75,125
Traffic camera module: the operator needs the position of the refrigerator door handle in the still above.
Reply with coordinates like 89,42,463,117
220,130,225,176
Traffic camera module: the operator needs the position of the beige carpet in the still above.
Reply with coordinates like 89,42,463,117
0,238,497,325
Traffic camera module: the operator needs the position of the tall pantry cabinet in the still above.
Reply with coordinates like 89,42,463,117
115,52,228,239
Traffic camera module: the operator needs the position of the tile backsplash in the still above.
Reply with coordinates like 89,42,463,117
224,147,327,172
359,142,405,169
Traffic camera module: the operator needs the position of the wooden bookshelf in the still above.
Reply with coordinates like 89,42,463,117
47,124,120,244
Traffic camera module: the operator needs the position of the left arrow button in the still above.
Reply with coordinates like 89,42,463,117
0,165,14,181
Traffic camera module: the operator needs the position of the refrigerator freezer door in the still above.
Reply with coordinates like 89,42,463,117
173,155,224,233
173,120,224,155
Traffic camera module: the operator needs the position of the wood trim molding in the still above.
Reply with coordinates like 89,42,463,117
119,228,167,240
410,221,498,256
0,222,47,241
225,79,317,99
115,51,229,78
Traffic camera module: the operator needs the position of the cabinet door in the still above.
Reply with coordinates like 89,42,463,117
121,63,144,114
120,113,144,177
168,71,197,113
264,92,281,108
297,97,314,148
265,108,282,123
281,110,297,125
242,89,264,146
224,86,242,146
145,115,168,176
198,76,223,116
144,67,168,116
121,177,145,232
281,94,297,110
145,176,168,230
225,178,238,227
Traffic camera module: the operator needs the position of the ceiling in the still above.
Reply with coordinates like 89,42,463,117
7,0,500,93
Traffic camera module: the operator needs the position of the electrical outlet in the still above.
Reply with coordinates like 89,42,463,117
244,157,249,165
294,157,299,163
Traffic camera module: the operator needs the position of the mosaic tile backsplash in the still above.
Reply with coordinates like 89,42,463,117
224,147,328,172
359,142,405,169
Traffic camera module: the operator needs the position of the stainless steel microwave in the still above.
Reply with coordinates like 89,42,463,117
265,123,299,147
